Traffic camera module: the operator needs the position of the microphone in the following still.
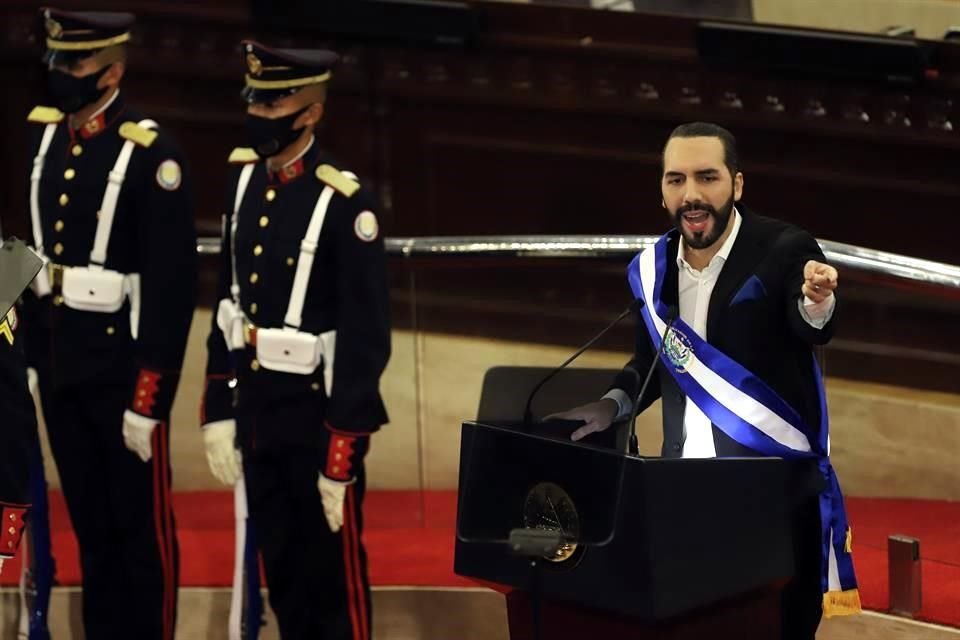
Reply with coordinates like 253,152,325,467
522,299,642,428
624,305,679,454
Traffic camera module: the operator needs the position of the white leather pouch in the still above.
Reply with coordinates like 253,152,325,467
216,298,247,351
256,327,323,375
61,267,126,313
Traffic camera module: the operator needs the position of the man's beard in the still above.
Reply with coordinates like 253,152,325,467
671,195,734,249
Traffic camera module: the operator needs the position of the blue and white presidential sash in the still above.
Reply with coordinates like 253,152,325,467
628,230,861,616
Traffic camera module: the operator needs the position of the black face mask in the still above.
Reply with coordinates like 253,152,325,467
46,67,109,114
245,107,308,157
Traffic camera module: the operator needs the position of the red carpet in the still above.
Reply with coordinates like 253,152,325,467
1,492,957,627
844,497,960,627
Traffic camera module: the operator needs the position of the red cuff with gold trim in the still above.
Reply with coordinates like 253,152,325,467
131,367,179,420
0,503,29,558
132,368,160,416
322,425,369,481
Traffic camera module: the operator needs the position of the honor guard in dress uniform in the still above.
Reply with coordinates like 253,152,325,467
22,9,197,640
1,231,54,640
201,41,390,640
0,249,36,579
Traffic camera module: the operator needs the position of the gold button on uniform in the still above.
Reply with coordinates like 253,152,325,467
72,144,83,156
106,326,116,336
54,220,64,232
53,242,64,256
332,465,340,474
286,257,295,267
64,168,76,180
250,303,258,315
265,189,276,202
249,272,259,284
259,216,269,228
311,382,320,391
334,453,343,461
59,193,69,206
254,244,263,256
53,295,64,306
250,359,260,371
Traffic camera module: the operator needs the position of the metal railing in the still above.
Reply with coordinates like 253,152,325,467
196,235,960,291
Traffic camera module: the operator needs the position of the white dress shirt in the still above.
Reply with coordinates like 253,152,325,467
605,208,835,458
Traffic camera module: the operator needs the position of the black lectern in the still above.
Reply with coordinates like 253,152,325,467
454,421,798,639
0,238,43,317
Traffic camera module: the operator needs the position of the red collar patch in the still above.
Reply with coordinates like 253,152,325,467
276,158,305,184
78,112,107,139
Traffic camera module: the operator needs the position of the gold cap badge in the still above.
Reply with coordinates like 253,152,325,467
45,18,63,39
246,53,262,76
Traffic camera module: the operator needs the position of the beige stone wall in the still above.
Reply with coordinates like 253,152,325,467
828,379,960,499
484,0,960,39
752,0,960,40
34,311,960,500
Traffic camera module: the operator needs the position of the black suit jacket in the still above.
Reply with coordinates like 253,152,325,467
613,206,837,459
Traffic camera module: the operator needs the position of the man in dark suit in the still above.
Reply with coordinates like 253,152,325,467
552,122,856,640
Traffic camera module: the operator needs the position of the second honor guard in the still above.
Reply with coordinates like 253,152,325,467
201,42,390,640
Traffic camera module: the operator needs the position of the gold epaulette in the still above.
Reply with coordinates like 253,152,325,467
119,122,158,148
315,164,359,197
228,147,259,164
27,106,64,124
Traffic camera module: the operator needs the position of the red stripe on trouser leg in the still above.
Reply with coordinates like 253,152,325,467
160,425,176,640
152,428,171,640
151,425,176,640
341,485,363,640
346,487,369,640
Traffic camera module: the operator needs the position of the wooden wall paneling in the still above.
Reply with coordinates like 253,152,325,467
384,102,679,235
361,33,957,256
4,2,959,254
1,69,44,239
2,0,248,22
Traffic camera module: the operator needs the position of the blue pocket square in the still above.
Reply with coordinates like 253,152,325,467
730,275,767,306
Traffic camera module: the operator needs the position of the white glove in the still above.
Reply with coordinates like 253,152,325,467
318,474,349,533
122,410,157,463
26,367,39,398
203,419,242,486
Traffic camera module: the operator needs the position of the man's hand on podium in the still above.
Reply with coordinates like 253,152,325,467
545,398,619,442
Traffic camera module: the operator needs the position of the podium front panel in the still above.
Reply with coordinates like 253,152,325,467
455,421,797,620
